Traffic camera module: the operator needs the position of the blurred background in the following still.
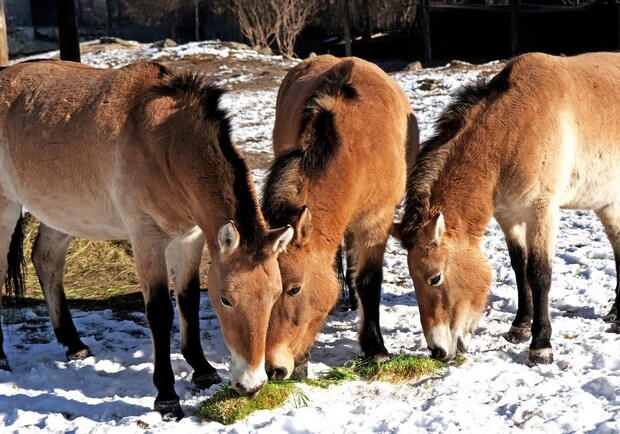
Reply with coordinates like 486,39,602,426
1,0,619,67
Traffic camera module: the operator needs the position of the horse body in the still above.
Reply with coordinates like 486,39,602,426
262,55,419,380
400,52,620,365
0,60,293,418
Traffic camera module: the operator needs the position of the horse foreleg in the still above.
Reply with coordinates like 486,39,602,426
525,204,558,365
166,229,221,390
32,224,91,360
497,219,533,343
353,234,390,362
132,229,182,420
334,236,357,311
594,205,620,324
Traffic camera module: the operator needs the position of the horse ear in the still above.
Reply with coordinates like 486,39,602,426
427,213,446,243
292,205,313,246
268,225,294,254
218,220,240,255
390,210,404,241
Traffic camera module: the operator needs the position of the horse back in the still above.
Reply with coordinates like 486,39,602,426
0,60,203,239
489,52,620,210
273,55,415,224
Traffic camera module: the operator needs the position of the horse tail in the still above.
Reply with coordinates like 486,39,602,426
5,214,26,301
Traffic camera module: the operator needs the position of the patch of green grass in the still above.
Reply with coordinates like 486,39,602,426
195,382,307,425
353,355,446,384
196,355,465,425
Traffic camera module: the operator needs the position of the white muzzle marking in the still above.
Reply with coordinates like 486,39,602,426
230,352,267,395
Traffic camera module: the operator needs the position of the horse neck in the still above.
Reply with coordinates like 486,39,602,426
431,130,499,238
305,185,350,255
169,132,266,252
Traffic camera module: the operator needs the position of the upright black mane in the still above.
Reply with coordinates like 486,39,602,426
162,66,267,256
262,60,360,227
400,63,513,248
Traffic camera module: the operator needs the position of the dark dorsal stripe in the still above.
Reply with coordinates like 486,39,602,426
263,60,359,227
400,63,513,249
161,67,266,256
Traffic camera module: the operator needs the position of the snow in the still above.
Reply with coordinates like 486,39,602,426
2,41,619,433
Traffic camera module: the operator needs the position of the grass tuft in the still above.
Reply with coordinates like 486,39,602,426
195,382,306,425
353,355,446,384
196,354,462,425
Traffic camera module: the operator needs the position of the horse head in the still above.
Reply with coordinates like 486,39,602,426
207,220,293,397
401,212,491,361
264,206,339,380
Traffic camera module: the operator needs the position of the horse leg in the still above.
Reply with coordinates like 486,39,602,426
594,205,620,324
497,219,533,343
334,235,357,311
32,224,91,360
131,228,182,420
166,228,221,390
352,229,390,361
525,202,559,365
0,201,24,371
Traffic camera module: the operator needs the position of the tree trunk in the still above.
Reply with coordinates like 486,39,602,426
510,0,519,57
58,0,81,62
343,0,351,57
194,0,200,41
419,0,431,63
0,0,8,66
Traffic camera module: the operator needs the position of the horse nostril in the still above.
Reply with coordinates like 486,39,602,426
271,367,288,381
430,347,447,361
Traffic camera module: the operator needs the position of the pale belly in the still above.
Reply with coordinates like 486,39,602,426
23,198,128,240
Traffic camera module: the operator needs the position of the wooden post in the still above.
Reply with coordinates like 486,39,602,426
58,0,81,62
194,0,200,41
419,0,431,63
0,0,9,66
510,0,519,57
343,0,352,57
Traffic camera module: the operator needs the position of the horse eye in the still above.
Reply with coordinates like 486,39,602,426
287,286,302,296
428,274,443,287
221,297,233,307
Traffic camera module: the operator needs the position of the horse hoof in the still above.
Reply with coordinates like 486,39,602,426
0,358,11,372
604,310,617,323
67,347,93,361
192,371,221,390
154,400,184,421
504,325,531,344
290,360,309,380
362,349,390,363
528,348,554,365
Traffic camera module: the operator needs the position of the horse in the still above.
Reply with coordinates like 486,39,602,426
396,52,620,366
0,60,293,419
259,54,419,382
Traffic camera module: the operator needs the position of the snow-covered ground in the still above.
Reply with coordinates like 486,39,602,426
1,41,619,433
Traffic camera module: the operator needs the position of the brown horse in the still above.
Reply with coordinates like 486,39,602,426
0,60,293,419
260,55,419,381
397,52,620,366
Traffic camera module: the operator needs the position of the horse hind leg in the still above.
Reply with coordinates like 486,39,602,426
166,227,221,390
0,201,24,371
32,224,91,360
496,219,533,344
524,202,560,365
594,205,620,327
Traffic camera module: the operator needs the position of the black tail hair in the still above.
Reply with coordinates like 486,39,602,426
5,215,25,300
